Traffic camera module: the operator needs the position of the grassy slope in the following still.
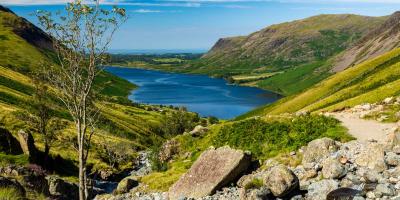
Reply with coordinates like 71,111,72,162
242,47,400,117
0,9,170,178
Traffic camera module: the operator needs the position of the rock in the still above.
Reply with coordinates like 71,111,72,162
355,142,387,172
17,130,37,160
307,179,339,200
159,139,180,163
383,97,394,104
388,129,400,146
0,176,26,197
363,170,382,183
322,158,346,179
302,138,338,167
263,165,299,198
393,145,400,154
375,183,395,196
0,128,23,154
326,188,361,200
47,175,79,200
189,125,209,137
114,176,138,194
239,187,271,200
385,152,400,166
168,146,251,200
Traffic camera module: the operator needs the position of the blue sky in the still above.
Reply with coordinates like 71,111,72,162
2,0,400,51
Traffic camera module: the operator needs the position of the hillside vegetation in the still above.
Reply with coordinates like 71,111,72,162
241,47,400,118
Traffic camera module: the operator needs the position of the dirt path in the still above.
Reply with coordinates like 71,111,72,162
329,112,397,142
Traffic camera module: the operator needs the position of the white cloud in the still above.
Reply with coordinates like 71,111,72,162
132,9,161,13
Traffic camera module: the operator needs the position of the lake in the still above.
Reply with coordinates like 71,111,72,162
106,67,281,119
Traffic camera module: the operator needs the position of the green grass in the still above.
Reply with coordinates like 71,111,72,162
0,187,24,200
0,153,29,167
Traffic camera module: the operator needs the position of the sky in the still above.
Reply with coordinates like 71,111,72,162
1,0,400,51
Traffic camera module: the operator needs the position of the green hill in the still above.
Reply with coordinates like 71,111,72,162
239,47,400,118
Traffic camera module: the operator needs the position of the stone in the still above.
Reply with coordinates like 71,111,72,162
322,158,346,179
115,176,139,194
17,130,37,160
355,142,387,172
326,188,361,200
383,97,395,104
47,175,79,200
189,125,209,137
168,146,251,200
307,179,339,200
393,145,400,154
263,165,299,197
239,187,271,200
302,138,338,167
363,170,382,183
375,183,395,196
0,176,26,197
385,152,400,166
158,139,180,163
0,128,23,154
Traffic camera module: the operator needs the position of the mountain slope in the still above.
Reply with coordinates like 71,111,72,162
193,14,385,75
240,47,400,118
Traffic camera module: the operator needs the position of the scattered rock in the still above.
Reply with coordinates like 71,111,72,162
355,142,387,172
326,188,361,200
375,183,395,196
302,138,338,167
263,164,299,197
0,128,23,154
322,158,346,179
307,179,339,200
239,187,270,200
159,139,180,163
383,97,395,104
168,146,251,200
385,152,400,166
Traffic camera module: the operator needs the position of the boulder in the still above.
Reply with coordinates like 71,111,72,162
239,187,271,200
375,183,395,196
263,164,299,197
158,139,180,163
47,176,79,200
383,97,395,104
302,138,338,167
189,125,209,137
385,152,400,166
17,130,37,160
168,146,251,200
326,188,361,200
355,142,387,172
0,128,23,154
307,179,339,200
322,158,346,179
114,176,138,194
0,176,26,197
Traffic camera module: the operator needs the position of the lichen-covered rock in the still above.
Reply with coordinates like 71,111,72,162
302,138,338,167
355,142,387,172
263,164,299,197
322,158,346,179
158,139,180,163
385,152,400,166
115,176,138,194
307,179,339,200
168,146,251,200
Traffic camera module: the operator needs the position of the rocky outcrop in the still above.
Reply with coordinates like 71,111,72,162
189,125,209,137
17,130,37,160
0,127,23,154
158,139,180,163
302,137,338,167
114,176,138,194
168,146,251,200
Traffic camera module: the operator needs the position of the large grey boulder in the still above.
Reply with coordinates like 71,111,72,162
263,164,299,198
302,138,338,167
307,179,339,200
168,146,251,200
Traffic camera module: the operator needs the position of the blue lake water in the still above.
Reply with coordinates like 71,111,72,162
106,67,281,119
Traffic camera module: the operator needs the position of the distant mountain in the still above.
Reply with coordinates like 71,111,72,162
192,14,386,76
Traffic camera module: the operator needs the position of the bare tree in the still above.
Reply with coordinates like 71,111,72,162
36,1,127,199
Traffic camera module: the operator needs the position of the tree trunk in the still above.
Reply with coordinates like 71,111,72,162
78,121,86,200
44,143,50,164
